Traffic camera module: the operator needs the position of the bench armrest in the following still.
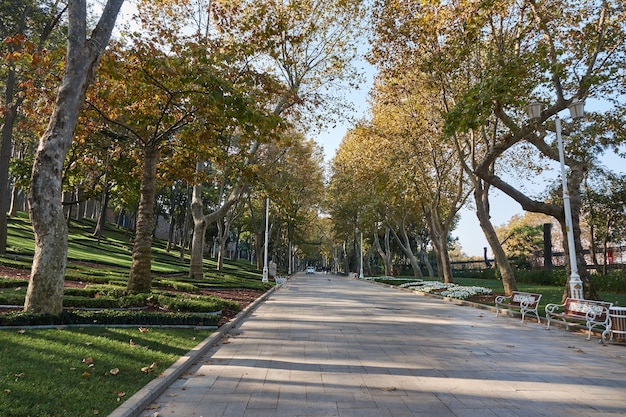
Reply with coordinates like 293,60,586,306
585,305,610,323
494,295,510,305
545,303,565,315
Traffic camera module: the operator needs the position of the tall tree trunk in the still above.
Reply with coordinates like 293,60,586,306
93,181,109,243
127,143,159,293
216,219,226,271
24,0,123,314
0,68,21,255
425,210,454,283
189,207,207,279
389,221,423,277
189,162,242,278
373,228,392,276
474,181,517,294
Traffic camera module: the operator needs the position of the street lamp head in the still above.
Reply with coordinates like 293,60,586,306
527,101,543,120
568,99,585,120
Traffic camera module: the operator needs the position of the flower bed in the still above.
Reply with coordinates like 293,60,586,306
395,280,493,300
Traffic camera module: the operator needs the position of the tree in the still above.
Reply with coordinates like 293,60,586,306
370,0,626,299
24,0,124,314
583,170,626,274
0,0,66,254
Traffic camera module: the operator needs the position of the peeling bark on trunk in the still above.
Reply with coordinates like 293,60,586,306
24,0,123,314
127,143,159,293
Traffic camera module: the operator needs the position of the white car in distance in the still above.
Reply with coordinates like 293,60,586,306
305,266,315,274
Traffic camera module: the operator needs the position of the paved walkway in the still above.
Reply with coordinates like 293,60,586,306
138,274,625,417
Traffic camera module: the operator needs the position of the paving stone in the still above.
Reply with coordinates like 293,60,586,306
133,274,626,417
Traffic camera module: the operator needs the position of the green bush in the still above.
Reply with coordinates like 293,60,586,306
156,293,238,313
63,295,120,308
0,292,24,305
63,287,101,297
83,283,128,298
0,278,28,288
0,310,220,327
157,279,199,293
593,270,626,293
514,269,567,286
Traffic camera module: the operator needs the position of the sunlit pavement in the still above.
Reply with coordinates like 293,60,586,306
136,274,626,417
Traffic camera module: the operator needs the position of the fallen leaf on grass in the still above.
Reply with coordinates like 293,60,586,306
110,368,120,375
82,372,91,378
82,357,94,365
141,362,158,373
138,327,149,333
93,409,100,415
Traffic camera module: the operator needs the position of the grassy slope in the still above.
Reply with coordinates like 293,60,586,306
2,211,267,289
0,212,266,417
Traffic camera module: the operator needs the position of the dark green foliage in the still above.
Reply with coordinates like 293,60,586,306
155,294,239,312
0,310,220,327
592,270,626,294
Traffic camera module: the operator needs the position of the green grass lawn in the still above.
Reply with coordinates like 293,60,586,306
0,327,213,417
0,212,268,417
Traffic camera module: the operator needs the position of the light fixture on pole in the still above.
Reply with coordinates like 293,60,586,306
262,196,269,283
527,99,585,299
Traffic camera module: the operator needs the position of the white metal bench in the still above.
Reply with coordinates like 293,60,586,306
545,298,612,342
274,276,287,286
495,291,542,323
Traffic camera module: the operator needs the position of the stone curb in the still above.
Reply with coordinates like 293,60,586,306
107,283,279,417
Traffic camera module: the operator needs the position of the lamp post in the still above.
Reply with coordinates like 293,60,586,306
262,196,269,283
356,228,364,279
527,99,585,299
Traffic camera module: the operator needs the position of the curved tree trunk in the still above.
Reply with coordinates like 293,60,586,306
373,227,393,276
474,181,517,294
127,143,159,293
189,162,243,278
189,215,208,279
24,0,123,314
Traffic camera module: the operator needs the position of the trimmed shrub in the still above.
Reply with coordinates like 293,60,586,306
0,278,28,288
156,294,239,313
0,310,221,327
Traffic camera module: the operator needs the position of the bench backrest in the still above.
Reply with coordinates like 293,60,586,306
510,291,542,308
563,298,612,320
